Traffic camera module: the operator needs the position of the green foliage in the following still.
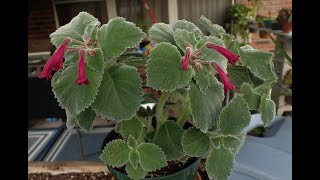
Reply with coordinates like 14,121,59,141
44,12,277,180
181,127,211,157
153,121,185,160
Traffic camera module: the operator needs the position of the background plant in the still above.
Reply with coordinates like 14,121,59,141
41,12,277,180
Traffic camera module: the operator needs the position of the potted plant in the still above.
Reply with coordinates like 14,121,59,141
39,12,277,180
276,8,292,33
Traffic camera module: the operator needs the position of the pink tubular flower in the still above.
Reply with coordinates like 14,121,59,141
182,47,191,70
205,43,240,66
211,62,236,93
38,38,72,80
75,49,90,85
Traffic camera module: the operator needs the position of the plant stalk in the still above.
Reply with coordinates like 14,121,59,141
156,91,172,130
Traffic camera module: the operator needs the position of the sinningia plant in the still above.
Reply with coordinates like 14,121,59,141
40,12,277,180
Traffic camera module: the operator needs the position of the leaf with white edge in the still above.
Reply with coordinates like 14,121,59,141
146,42,194,92
223,34,240,55
221,136,242,151
230,132,246,155
100,139,130,167
210,137,221,149
227,65,253,87
189,76,224,133
76,108,96,131
120,117,143,139
86,48,104,74
114,123,122,133
260,94,276,127
125,164,147,180
240,45,277,81
206,147,235,180
181,127,210,157
52,63,102,116
254,80,275,95
137,143,167,171
193,66,210,95
219,96,251,136
199,15,226,37
84,21,100,42
171,20,203,39
153,121,185,160
98,17,145,61
92,64,143,121
240,83,261,110
128,135,138,149
50,12,99,47
196,36,228,73
129,150,140,169
66,110,77,129
149,23,175,45
174,29,198,51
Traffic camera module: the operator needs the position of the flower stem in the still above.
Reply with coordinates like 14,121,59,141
193,46,205,55
72,39,86,46
156,91,172,130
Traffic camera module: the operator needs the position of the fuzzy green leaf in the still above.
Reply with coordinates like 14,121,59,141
63,51,79,68
227,65,252,87
86,48,104,73
193,66,211,95
129,150,140,169
52,63,102,116
92,64,143,121
125,164,147,180
210,137,221,149
223,34,240,55
120,117,144,139
50,12,99,47
128,135,138,149
172,20,203,39
153,121,185,160
206,147,235,180
240,45,277,81
219,96,251,136
100,139,130,167
240,83,261,110
196,36,228,73
260,94,276,127
221,136,242,151
174,29,198,51
84,21,100,42
98,17,145,61
199,15,226,37
146,42,194,91
66,110,77,129
181,127,210,157
149,23,175,45
137,143,167,171
189,76,224,133
76,108,96,131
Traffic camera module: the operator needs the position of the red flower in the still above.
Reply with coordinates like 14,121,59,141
182,47,191,70
75,49,90,85
206,43,240,66
211,62,236,93
38,38,72,80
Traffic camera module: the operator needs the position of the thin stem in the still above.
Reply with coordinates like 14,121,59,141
193,46,205,55
72,39,86,46
156,91,172,130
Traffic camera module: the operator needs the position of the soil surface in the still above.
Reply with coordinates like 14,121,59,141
28,172,113,180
